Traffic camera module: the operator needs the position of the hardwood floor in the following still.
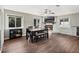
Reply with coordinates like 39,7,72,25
2,33,79,53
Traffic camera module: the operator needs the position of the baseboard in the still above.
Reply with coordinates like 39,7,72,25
57,33,79,37
4,37,9,40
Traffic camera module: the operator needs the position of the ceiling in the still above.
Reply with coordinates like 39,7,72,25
3,5,79,16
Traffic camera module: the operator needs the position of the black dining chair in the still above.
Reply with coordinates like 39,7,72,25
26,28,30,39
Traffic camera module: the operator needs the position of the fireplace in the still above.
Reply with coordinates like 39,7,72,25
45,24,53,30
77,27,79,36
44,16,55,30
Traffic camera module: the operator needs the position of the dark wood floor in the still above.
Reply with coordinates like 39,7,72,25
2,33,79,53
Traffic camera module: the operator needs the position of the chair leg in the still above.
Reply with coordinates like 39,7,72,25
28,37,30,43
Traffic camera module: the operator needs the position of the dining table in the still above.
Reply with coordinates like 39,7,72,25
26,28,48,43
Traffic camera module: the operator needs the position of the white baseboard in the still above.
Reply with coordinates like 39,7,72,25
57,33,78,37
4,37,9,40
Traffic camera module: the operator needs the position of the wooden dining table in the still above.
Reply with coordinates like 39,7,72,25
26,28,48,43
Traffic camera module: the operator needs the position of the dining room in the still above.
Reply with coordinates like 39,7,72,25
2,5,79,53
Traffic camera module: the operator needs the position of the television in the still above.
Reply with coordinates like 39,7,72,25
45,16,55,23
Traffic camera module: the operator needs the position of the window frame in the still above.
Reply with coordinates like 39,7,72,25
9,16,16,28
60,18,70,28
7,14,24,29
15,16,22,27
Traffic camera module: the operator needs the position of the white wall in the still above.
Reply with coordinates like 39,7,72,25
0,7,5,50
53,13,79,36
70,13,79,26
0,10,1,30
53,17,59,33
4,9,42,39
0,9,1,48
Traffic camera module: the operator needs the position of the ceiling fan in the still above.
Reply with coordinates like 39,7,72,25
44,9,55,14
40,5,60,15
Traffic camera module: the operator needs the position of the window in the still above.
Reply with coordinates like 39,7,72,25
8,15,22,28
34,19,36,27
60,18,70,27
9,17,15,27
34,19,40,28
16,17,21,27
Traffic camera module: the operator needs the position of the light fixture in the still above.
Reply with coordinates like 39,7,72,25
43,9,55,15
56,5,60,7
